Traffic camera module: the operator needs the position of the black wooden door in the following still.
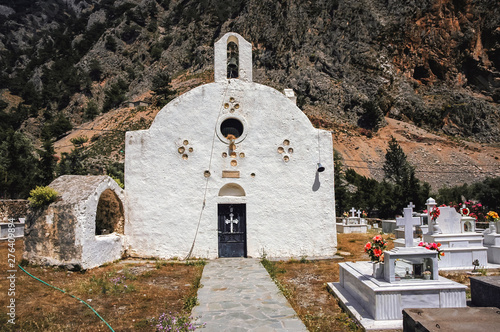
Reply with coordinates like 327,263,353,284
218,204,246,257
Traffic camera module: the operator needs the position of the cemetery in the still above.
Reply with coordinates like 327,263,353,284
336,207,368,234
329,204,468,330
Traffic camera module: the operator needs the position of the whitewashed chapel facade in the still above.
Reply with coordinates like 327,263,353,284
124,33,336,259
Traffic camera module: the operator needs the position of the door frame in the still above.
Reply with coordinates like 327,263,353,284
217,203,247,258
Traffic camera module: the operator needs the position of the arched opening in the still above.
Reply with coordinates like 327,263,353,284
227,41,239,78
95,189,125,235
219,183,246,196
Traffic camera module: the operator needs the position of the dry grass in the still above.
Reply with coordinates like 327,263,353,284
262,230,396,332
0,239,203,331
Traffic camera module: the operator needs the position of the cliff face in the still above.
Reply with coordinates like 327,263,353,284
0,0,499,143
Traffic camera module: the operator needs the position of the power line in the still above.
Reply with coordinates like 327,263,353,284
341,158,500,168
71,127,126,132
344,164,500,174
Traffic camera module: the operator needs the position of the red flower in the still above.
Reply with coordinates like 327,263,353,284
373,235,382,242
364,242,372,251
373,248,382,257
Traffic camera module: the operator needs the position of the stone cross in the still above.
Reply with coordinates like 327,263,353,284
356,210,361,218
225,207,239,233
396,207,420,247
407,202,415,209
350,207,357,218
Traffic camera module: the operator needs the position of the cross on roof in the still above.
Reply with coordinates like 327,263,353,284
350,207,357,218
396,207,421,247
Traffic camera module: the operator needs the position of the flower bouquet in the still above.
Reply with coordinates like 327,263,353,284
486,211,499,234
429,206,440,221
418,241,444,260
486,211,499,221
364,235,387,263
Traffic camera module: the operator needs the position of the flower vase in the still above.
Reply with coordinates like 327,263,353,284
372,262,384,279
489,222,497,234
423,274,431,280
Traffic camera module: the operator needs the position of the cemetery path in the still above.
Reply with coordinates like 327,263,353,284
192,258,307,331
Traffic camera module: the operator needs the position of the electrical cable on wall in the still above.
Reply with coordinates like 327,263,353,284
184,81,231,260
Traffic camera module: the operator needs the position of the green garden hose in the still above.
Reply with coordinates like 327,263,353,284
18,264,115,331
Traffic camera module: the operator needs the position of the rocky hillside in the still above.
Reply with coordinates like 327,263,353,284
1,0,499,189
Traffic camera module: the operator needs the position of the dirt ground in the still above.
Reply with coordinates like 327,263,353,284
0,239,203,331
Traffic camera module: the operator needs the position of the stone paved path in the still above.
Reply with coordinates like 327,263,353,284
192,258,307,331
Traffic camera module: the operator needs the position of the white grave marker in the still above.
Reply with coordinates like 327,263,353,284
396,207,420,247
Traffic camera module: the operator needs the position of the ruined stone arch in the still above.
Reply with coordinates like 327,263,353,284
95,189,125,235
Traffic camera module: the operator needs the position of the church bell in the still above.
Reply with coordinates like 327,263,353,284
227,56,238,78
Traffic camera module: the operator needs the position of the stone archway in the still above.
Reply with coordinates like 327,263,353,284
95,189,125,235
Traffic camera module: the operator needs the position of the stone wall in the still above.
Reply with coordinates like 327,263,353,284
0,200,29,222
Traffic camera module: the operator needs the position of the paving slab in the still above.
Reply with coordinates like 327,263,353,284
192,258,307,331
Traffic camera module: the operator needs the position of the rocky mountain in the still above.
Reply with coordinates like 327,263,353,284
1,0,499,189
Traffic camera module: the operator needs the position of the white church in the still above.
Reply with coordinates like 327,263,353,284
24,33,337,268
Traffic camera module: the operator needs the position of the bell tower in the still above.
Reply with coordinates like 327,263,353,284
214,32,252,83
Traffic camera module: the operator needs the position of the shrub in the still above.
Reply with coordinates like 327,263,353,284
28,186,58,208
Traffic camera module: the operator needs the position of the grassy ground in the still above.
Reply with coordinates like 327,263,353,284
0,239,204,331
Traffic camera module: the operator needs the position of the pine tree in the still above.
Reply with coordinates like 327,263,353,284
36,138,56,185
383,136,413,186
152,72,175,107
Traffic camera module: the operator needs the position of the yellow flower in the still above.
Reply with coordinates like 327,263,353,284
487,211,499,220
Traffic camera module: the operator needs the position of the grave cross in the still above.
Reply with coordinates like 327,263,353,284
407,202,415,209
225,207,239,233
396,207,421,247
356,210,361,218
350,207,357,218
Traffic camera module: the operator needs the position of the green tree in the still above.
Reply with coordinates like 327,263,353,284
383,136,429,211
105,35,117,52
334,151,349,216
57,137,88,176
0,130,38,198
383,136,413,185
36,138,56,186
103,79,128,112
152,72,175,107
88,59,103,81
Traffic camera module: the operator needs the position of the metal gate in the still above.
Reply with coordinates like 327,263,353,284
218,204,246,257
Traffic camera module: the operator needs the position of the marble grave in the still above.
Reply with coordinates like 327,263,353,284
329,204,467,330
423,198,488,269
336,207,368,234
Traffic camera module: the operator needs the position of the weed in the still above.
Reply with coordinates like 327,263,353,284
335,312,361,331
183,295,199,311
300,256,309,264
477,267,487,276
261,258,286,279
274,278,294,299
152,312,205,331
80,271,136,295
155,260,167,269
185,259,206,266
133,318,151,328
